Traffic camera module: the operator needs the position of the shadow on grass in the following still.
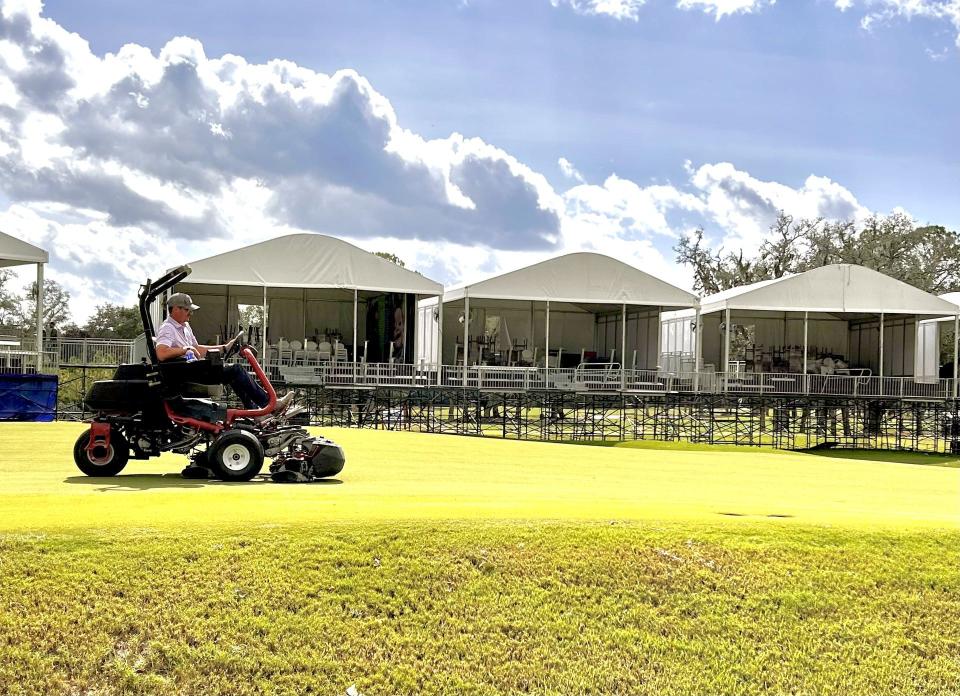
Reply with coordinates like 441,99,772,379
63,474,344,491
796,448,960,469
562,438,960,468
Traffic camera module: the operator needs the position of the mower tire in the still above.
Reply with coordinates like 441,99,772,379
208,429,264,482
73,428,130,477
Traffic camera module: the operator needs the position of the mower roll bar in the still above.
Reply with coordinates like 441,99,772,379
139,264,192,365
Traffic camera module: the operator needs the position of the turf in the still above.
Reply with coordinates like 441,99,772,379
1,423,959,695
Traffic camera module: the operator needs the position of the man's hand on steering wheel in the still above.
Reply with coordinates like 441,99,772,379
223,331,245,360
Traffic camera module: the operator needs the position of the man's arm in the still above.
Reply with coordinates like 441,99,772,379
195,333,241,358
156,343,195,361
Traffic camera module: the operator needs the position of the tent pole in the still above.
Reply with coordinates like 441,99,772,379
693,306,702,392
463,292,469,387
545,300,551,386
723,308,730,394
953,314,958,399
655,306,662,371
36,262,44,372
437,296,444,386
302,288,307,344
261,284,268,361
621,303,627,390
879,312,885,380
803,311,809,395
352,289,358,363
224,284,230,344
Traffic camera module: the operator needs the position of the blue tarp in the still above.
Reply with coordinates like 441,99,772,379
0,374,58,421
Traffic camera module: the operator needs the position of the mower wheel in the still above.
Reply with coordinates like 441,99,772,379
208,429,264,482
73,428,129,477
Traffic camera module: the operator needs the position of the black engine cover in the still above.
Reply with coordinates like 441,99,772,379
85,379,153,413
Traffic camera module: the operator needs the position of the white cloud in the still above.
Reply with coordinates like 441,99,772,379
688,162,870,252
558,157,585,183
675,0,775,20
550,0,647,21
547,0,960,47
850,0,960,47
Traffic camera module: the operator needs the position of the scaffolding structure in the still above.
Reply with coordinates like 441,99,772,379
297,386,960,453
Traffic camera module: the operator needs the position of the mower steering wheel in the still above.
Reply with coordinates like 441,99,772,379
223,331,245,361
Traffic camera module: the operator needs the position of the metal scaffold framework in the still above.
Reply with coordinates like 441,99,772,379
288,386,960,454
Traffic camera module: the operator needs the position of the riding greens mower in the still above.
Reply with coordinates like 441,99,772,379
73,265,345,483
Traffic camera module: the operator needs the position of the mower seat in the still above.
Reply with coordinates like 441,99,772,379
158,359,225,399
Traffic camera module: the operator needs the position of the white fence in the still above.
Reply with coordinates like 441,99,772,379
265,358,959,399
9,336,949,400
15,337,137,366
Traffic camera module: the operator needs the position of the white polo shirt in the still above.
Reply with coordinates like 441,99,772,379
156,316,198,351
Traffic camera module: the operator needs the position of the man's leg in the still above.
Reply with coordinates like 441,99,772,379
222,364,269,409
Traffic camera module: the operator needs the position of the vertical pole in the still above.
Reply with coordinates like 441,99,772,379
302,288,307,344
224,284,230,343
656,306,663,371
621,303,627,390
352,288,359,385
437,296,444,386
953,314,958,399
530,300,535,347
723,307,731,394
879,312,885,380
803,310,809,395
545,300,551,386
35,262,44,372
694,307,702,392
352,289,358,362
261,284,268,360
463,292,470,386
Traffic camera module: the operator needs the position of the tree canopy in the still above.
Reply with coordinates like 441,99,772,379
13,279,71,334
674,212,960,296
82,303,142,339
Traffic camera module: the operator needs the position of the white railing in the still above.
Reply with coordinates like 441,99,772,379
229,356,960,400
17,337,136,366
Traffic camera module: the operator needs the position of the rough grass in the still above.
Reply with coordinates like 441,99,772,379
1,423,959,695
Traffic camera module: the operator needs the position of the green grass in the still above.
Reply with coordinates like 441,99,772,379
1,423,959,695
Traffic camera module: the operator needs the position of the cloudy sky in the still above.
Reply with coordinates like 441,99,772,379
0,0,958,321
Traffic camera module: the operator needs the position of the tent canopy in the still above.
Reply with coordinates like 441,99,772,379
178,233,442,296
443,252,697,307
0,230,48,268
700,264,958,316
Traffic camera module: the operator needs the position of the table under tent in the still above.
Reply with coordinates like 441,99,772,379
169,234,443,384
416,252,697,390
692,264,960,398
0,230,57,420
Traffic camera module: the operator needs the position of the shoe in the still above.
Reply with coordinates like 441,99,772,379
273,391,295,415
285,403,308,419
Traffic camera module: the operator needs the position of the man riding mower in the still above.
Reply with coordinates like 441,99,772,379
72,264,345,483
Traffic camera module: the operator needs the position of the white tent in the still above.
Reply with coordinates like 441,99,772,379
0,230,48,370
173,234,443,363
698,264,958,379
419,252,697,377
914,292,960,382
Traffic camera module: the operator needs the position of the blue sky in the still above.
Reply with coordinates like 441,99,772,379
1,0,959,318
40,0,959,221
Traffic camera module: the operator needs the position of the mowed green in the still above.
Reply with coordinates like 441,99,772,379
2,423,958,530
1,423,959,695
